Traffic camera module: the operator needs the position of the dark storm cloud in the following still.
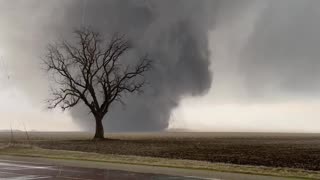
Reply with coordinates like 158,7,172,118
62,0,216,131
0,0,217,132
239,0,320,99
0,1,76,104
2,0,320,132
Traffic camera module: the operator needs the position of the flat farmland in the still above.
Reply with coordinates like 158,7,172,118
1,131,320,171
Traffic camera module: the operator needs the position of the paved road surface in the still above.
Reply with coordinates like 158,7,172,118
0,159,210,180
0,157,293,180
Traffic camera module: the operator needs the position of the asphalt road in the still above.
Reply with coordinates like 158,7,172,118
0,157,294,180
0,159,211,180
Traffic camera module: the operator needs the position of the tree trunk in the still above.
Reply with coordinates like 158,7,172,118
94,118,104,140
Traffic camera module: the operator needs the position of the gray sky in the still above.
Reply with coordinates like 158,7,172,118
0,0,320,132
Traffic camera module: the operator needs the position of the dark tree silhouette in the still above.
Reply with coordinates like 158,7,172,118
44,28,152,139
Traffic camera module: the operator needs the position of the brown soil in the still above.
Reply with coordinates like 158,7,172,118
28,133,320,171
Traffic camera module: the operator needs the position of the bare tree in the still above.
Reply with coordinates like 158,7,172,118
44,27,152,139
